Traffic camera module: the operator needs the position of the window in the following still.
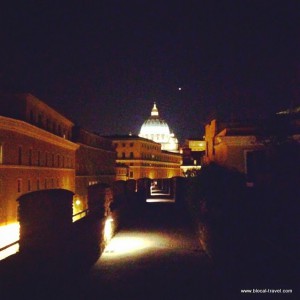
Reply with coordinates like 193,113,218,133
37,179,40,190
52,154,55,167
38,114,43,126
122,152,125,158
28,179,31,192
130,143,134,147
57,154,60,167
44,178,47,189
51,178,54,188
129,171,133,178
45,152,48,166
18,146,22,165
122,143,126,147
17,179,22,193
30,110,34,123
130,152,134,158
46,119,50,130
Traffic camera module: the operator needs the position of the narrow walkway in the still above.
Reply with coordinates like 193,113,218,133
1,200,224,299
77,201,223,299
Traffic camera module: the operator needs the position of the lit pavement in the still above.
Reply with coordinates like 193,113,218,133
1,200,225,300
74,201,224,299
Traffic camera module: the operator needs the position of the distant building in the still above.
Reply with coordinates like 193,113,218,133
72,126,116,213
139,102,179,152
180,139,205,176
107,135,182,180
204,110,300,185
204,119,265,185
115,163,129,181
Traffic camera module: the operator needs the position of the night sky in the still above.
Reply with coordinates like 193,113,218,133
1,0,300,142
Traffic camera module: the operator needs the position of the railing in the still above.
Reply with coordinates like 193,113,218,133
72,209,89,222
0,209,91,261
0,240,20,261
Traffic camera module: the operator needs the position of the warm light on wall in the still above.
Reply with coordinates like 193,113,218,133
72,196,86,222
104,217,114,242
0,222,20,260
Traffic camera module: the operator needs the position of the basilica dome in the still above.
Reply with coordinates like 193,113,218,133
139,102,179,152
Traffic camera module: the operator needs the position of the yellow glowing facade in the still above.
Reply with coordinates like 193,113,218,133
108,135,182,180
0,109,78,226
204,119,265,175
186,139,206,152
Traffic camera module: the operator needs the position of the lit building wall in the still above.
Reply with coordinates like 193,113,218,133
73,127,116,210
0,116,78,226
204,119,265,174
108,135,182,180
0,93,74,140
115,163,129,181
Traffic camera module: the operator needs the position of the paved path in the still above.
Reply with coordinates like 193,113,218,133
1,201,225,300
73,201,223,299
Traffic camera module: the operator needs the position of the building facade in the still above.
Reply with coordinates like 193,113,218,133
204,119,265,183
0,93,116,226
73,127,116,213
180,139,206,176
0,93,78,226
108,135,182,180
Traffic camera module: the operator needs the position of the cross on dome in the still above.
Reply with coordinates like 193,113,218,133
151,102,159,117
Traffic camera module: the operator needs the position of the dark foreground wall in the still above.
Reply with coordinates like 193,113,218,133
0,181,136,284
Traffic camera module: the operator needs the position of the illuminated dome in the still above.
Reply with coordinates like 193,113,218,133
139,102,179,152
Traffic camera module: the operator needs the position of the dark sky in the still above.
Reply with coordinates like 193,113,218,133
1,0,300,142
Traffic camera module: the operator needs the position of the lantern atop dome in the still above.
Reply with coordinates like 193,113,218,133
151,102,159,117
